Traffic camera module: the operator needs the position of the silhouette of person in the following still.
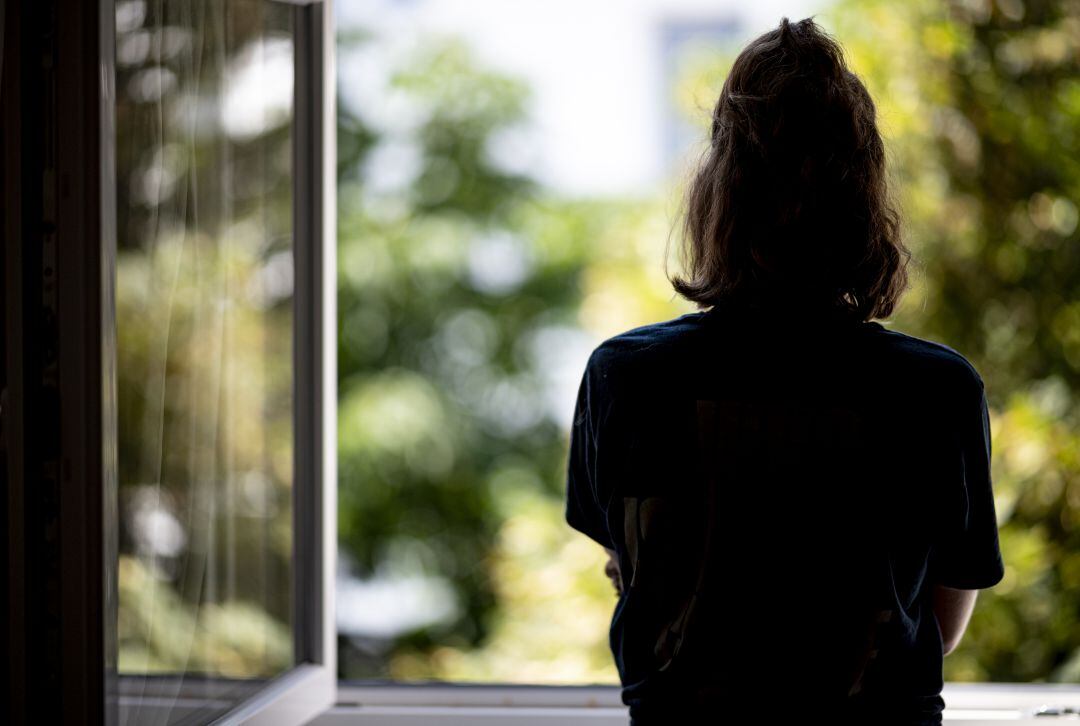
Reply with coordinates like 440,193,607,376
565,16,1004,726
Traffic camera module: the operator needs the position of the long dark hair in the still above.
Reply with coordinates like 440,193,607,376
668,17,910,322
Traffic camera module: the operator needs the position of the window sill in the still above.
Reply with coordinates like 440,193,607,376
305,683,1080,725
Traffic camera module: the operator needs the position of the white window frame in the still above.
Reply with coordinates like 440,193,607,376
305,682,1080,725
305,5,1080,722
302,4,1080,724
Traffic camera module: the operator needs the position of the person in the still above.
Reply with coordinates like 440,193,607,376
564,16,1005,726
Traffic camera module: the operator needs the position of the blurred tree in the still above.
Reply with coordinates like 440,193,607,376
334,0,1080,686
335,38,621,676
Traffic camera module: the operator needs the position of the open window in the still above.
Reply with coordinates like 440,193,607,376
5,0,1080,724
3,0,335,722
324,1,1080,723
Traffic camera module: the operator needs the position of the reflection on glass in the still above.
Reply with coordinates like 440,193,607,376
114,0,294,716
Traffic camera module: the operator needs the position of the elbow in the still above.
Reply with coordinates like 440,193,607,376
942,634,962,657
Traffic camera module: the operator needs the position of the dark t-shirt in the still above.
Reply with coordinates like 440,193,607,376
564,302,1005,725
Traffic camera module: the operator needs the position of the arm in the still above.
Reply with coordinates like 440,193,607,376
932,584,978,656
929,378,1002,657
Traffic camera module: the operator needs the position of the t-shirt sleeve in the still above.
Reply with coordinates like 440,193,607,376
565,355,615,549
930,380,1006,590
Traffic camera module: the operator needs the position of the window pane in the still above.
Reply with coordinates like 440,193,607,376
114,0,295,717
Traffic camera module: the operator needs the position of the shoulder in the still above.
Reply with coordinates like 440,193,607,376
586,311,707,372
863,323,985,394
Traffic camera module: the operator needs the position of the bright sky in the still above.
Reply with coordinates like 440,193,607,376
336,0,828,197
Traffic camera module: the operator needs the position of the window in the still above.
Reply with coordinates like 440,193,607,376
3,0,334,722
4,0,1079,723
110,0,337,721
115,0,297,693
327,0,1080,722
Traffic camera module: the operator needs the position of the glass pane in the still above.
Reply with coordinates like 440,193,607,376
114,0,295,719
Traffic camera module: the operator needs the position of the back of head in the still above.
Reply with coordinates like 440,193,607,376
671,17,910,322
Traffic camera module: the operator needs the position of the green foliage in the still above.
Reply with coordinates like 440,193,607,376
335,28,693,680
336,0,1080,685
118,556,292,676
336,36,608,675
